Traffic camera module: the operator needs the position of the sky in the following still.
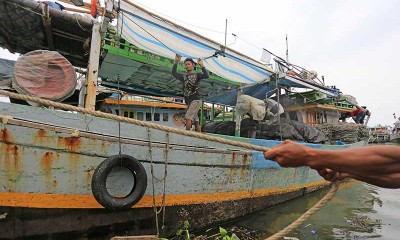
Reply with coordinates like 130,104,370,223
1,0,400,127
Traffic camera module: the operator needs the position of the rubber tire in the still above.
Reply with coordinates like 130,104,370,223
91,154,147,211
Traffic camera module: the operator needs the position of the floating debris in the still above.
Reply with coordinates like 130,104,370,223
0,212,7,220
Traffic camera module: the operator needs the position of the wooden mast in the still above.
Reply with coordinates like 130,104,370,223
83,0,114,110
84,22,101,110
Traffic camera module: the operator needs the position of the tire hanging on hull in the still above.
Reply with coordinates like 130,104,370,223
91,154,147,210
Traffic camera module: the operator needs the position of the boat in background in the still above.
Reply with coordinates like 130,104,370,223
389,117,400,143
0,0,367,239
368,125,391,143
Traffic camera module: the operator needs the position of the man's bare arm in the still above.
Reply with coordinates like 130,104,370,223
264,140,400,186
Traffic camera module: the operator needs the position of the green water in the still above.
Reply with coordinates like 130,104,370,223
219,181,400,240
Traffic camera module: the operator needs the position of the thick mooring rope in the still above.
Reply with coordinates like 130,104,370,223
0,90,340,238
0,90,271,151
265,182,339,240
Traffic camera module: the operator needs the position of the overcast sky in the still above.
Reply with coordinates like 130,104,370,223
1,0,399,126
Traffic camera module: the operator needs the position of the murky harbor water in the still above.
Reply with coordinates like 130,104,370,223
218,180,400,240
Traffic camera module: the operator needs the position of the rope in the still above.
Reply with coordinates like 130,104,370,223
0,90,270,152
148,130,168,235
160,132,169,230
265,182,340,240
0,90,340,237
148,127,160,236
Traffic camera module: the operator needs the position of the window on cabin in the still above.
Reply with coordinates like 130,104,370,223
124,111,129,118
289,112,298,121
146,112,152,121
163,113,169,122
306,111,324,126
154,113,160,121
129,112,134,118
115,109,119,116
137,112,143,120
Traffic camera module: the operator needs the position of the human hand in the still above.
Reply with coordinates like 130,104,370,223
175,54,182,63
263,140,314,168
197,58,204,67
317,168,349,182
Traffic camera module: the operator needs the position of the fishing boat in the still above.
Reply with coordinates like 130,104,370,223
0,0,367,239
368,125,390,143
389,118,400,143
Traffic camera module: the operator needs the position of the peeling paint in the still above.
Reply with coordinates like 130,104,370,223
52,180,58,188
34,129,51,145
41,152,54,191
12,145,19,170
228,152,237,178
58,137,81,151
3,143,20,187
41,152,54,174
0,128,12,143
240,153,250,178
85,168,94,188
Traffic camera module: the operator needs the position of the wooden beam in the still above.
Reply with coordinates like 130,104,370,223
84,22,101,110
285,104,353,112
111,236,158,240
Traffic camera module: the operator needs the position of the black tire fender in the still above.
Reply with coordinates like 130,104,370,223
91,154,147,210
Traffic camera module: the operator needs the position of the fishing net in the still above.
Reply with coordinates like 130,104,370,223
316,122,369,143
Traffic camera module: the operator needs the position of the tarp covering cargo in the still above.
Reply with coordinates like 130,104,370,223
12,50,76,102
256,118,328,143
0,58,15,88
202,118,258,137
236,95,266,121
203,118,328,143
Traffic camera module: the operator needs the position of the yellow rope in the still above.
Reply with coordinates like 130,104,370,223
0,90,340,238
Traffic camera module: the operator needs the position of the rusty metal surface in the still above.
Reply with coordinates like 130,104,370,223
0,101,330,197
0,101,340,239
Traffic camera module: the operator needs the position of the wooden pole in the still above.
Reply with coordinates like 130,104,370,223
235,88,243,137
84,22,101,110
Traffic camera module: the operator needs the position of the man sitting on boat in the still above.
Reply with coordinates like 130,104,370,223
172,54,209,131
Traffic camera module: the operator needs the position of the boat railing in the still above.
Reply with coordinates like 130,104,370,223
274,58,325,86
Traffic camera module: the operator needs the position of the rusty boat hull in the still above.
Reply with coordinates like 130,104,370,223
0,102,365,239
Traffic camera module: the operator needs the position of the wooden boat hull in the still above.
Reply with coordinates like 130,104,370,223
0,102,364,239
0,186,322,239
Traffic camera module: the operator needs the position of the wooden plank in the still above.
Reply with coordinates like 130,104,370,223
111,236,158,240
104,98,186,109
84,22,101,110
285,104,352,112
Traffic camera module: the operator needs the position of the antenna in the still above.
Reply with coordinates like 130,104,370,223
286,34,289,63
224,19,227,49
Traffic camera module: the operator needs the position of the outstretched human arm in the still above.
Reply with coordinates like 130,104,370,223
172,54,184,81
263,140,400,188
317,168,400,189
197,58,209,79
